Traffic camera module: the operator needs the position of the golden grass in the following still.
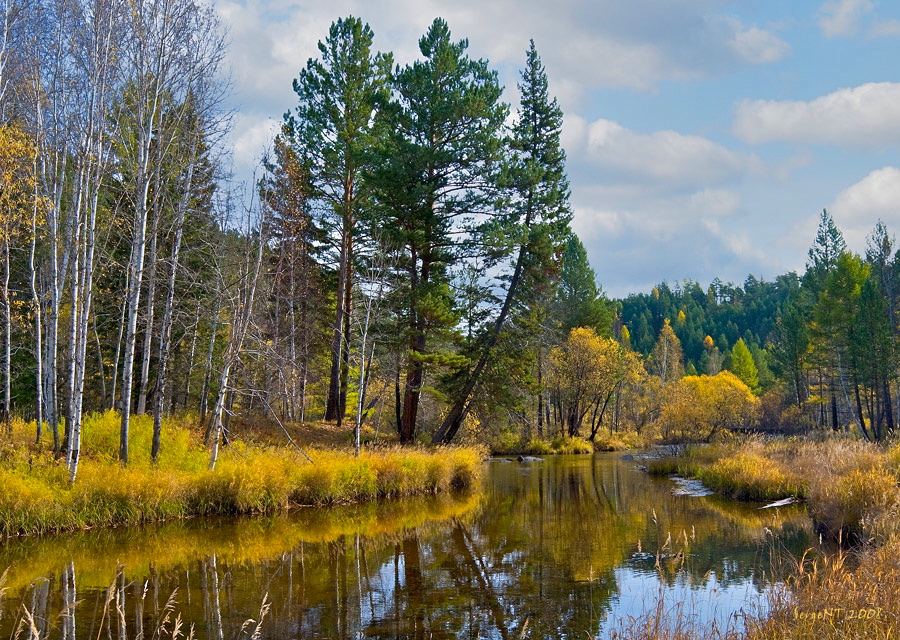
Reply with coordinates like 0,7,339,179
592,430,648,451
550,435,594,454
0,412,485,538
609,536,900,640
745,538,900,640
696,452,805,501
515,435,594,455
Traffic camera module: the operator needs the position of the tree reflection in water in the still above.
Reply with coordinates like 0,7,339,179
0,454,815,639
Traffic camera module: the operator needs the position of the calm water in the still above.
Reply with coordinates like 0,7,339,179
0,453,815,639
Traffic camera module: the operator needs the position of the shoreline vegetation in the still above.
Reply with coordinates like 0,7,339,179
0,411,483,539
645,435,900,542
491,432,648,457
621,434,900,640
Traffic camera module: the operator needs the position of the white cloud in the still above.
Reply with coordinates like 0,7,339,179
566,116,766,189
217,0,792,181
830,167,900,249
721,18,791,64
870,18,900,37
571,186,767,297
817,0,874,37
230,116,280,175
734,82,900,147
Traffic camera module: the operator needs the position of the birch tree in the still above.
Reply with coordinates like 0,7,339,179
116,0,225,464
64,0,124,481
207,191,265,470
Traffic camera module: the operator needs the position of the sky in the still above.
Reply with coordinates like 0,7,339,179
216,0,900,298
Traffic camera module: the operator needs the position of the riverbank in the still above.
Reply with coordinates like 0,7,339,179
647,436,900,542
492,432,647,456
0,411,484,538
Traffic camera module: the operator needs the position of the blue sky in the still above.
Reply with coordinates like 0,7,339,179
218,0,900,297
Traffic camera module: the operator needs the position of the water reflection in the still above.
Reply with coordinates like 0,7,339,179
0,454,814,639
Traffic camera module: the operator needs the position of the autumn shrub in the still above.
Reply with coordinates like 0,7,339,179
659,371,759,442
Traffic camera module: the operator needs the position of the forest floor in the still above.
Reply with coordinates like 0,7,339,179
614,434,900,639
227,415,396,448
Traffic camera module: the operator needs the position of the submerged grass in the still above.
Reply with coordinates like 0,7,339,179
0,412,485,538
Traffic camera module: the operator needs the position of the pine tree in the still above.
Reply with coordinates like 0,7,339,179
556,235,613,335
434,41,572,444
729,338,759,393
284,16,392,426
371,18,507,443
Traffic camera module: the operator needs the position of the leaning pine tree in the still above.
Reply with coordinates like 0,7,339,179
434,41,572,444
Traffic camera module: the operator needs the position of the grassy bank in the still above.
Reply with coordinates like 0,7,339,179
0,411,484,538
647,436,900,542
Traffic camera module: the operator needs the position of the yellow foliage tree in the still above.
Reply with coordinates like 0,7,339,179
648,318,684,384
0,124,40,234
548,327,642,438
659,370,759,441
0,124,45,429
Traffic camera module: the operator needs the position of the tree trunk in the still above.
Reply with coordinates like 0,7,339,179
324,233,347,422
434,206,535,444
2,237,11,432
137,186,162,415
29,163,43,443
152,143,195,461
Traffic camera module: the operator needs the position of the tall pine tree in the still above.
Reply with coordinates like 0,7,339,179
284,17,392,425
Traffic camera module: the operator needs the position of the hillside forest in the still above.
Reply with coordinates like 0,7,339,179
0,4,895,480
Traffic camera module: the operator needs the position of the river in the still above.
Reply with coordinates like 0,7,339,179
0,453,815,639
